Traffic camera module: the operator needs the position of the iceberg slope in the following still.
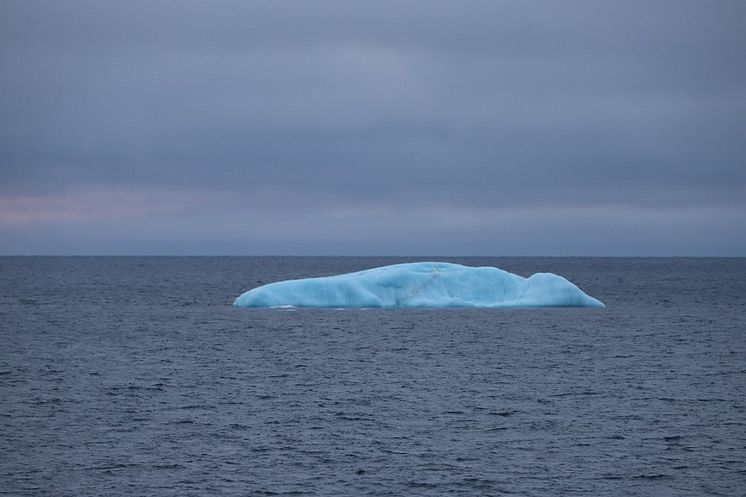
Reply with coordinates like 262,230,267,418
233,262,604,308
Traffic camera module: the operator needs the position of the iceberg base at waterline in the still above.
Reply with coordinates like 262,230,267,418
233,262,605,309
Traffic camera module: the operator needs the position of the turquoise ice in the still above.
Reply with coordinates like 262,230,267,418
233,262,604,308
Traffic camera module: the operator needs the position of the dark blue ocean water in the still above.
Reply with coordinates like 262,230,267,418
1,257,745,496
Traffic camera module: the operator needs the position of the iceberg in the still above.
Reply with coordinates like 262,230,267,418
233,262,604,309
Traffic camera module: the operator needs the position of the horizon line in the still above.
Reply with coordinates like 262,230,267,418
1,254,744,258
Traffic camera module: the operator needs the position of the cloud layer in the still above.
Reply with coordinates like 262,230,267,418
1,0,744,254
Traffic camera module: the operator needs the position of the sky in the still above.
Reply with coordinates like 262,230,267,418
1,0,744,255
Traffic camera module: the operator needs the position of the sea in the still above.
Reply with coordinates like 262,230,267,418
1,256,744,496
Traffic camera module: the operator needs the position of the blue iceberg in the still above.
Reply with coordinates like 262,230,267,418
233,262,604,309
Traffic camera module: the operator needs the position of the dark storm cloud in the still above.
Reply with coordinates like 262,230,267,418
1,0,744,254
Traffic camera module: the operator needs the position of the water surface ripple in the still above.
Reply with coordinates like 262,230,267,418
1,257,744,496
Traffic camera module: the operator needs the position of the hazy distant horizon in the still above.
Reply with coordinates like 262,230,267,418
1,253,744,258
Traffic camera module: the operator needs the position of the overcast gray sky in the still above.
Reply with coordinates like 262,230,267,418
1,0,744,255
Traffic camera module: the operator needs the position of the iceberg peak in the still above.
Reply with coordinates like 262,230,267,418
233,262,604,309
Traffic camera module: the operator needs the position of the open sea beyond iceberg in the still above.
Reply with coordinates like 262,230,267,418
1,256,745,496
